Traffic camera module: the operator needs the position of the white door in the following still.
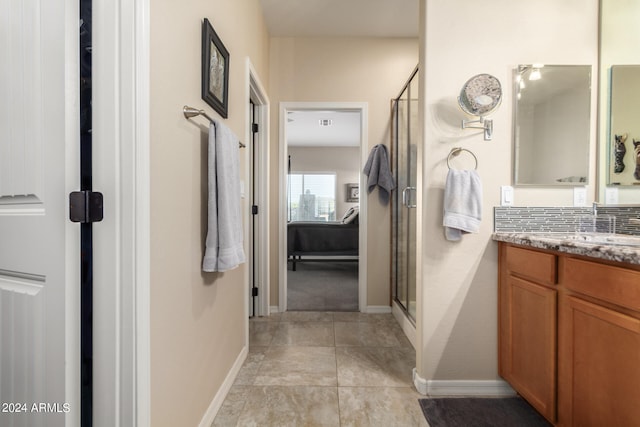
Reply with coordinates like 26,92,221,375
0,0,80,426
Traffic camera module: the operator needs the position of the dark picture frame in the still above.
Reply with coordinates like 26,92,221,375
346,183,359,202
201,18,229,118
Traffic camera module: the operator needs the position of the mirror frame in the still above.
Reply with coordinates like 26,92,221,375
457,73,502,117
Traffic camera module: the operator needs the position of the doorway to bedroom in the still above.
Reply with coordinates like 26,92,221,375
279,103,368,312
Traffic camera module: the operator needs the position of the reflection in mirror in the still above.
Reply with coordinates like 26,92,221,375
608,65,640,186
458,74,502,116
599,0,640,203
514,65,591,186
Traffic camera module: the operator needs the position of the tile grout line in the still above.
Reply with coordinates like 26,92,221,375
334,317,344,427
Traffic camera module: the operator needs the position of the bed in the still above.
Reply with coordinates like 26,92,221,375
287,216,359,271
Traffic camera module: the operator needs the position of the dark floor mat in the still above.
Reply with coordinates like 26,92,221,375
419,397,552,427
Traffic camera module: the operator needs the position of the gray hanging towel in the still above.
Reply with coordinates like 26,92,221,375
363,144,396,205
203,121,246,272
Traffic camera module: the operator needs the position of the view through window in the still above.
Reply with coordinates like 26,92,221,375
288,173,336,222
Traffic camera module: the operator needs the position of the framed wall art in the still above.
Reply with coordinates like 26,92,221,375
346,183,359,202
201,18,229,118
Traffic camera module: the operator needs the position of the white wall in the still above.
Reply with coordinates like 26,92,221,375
417,0,598,386
288,146,360,218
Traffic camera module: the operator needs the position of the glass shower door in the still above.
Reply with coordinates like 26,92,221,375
392,67,418,322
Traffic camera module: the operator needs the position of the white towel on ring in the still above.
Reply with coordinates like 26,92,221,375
443,169,482,241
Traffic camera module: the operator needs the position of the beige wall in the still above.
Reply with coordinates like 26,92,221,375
289,146,360,218
149,0,269,425
417,0,598,381
269,37,419,308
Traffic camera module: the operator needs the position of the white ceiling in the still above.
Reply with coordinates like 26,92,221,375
287,110,361,147
263,0,419,147
260,0,419,38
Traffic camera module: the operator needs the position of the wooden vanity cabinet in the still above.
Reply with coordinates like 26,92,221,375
558,257,640,427
499,244,558,423
499,242,640,426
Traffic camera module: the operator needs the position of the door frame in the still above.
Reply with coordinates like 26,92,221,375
92,0,150,425
278,102,369,312
245,59,270,319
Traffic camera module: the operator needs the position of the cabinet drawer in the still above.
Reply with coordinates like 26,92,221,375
505,245,556,286
561,257,640,311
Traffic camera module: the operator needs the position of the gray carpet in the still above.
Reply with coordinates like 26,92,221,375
419,397,552,427
287,261,358,311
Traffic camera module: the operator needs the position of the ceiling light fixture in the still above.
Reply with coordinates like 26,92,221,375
319,119,333,126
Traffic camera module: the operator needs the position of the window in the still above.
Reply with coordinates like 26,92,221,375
288,173,336,222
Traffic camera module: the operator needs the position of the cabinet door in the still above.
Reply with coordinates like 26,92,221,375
500,276,557,423
559,296,640,427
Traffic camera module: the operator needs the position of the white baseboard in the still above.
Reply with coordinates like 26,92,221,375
412,370,516,398
274,305,392,314
413,368,428,395
366,305,392,314
198,345,248,427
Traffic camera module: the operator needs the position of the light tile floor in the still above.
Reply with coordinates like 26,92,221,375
213,312,428,427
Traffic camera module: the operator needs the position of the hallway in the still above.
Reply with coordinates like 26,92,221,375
213,312,426,426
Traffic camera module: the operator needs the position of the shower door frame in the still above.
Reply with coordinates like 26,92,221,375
391,65,419,325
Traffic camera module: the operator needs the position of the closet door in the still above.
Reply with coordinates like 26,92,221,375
0,1,81,425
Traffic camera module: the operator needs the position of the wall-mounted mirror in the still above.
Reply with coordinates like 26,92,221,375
513,64,591,186
600,1,640,203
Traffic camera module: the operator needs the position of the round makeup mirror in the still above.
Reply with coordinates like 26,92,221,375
458,74,502,140
458,74,502,116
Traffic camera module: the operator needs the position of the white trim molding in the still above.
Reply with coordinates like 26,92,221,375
245,58,270,318
93,0,151,424
198,346,249,427
366,305,392,314
413,368,428,395
278,102,369,314
134,0,151,424
412,370,516,397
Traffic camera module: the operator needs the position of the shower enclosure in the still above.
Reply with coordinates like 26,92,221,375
391,66,419,323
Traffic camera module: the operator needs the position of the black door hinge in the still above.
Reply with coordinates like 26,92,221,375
252,123,258,133
252,287,258,297
69,191,104,223
252,205,259,215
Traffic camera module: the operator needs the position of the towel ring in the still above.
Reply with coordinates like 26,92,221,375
447,147,478,170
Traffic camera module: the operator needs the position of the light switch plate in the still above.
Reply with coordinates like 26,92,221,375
573,187,587,207
501,186,514,206
605,187,619,205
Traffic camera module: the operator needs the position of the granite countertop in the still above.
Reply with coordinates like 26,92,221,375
493,232,640,265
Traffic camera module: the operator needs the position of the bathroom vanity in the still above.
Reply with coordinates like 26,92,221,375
495,234,640,426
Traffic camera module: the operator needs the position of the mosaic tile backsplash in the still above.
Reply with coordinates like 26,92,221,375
494,205,640,235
